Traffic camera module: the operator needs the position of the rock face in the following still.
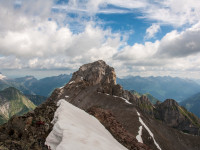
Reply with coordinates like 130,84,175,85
71,60,116,86
137,95,154,115
0,99,56,150
0,60,200,150
154,99,183,127
154,99,200,135
71,60,123,96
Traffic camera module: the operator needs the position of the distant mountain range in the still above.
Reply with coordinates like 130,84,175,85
1,72,200,126
117,76,200,102
14,74,71,96
194,79,200,85
25,94,47,106
0,87,36,124
1,73,200,103
180,92,200,118
0,74,71,96
0,73,70,125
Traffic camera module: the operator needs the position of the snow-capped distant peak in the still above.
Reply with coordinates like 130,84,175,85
0,73,6,80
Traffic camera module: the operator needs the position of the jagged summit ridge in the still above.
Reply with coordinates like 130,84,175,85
70,60,116,86
162,99,179,106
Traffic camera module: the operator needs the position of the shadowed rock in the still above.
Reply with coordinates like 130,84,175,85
154,99,200,135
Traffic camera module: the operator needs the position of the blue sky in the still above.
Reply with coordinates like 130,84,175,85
0,0,200,79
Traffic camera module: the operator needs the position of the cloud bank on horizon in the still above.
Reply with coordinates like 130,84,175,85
0,0,200,79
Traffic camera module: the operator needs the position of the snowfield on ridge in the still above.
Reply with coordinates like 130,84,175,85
45,99,128,150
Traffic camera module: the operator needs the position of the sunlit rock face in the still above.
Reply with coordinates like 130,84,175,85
71,60,116,86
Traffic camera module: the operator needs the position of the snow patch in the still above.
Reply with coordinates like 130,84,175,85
68,81,75,85
101,93,132,105
65,96,69,98
45,99,128,150
120,97,132,104
136,126,143,143
59,86,64,89
97,92,132,104
136,111,140,117
136,111,162,150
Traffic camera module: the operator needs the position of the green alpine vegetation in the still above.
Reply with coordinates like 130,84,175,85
0,87,36,124
178,106,200,128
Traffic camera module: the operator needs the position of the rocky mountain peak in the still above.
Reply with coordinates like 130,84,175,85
162,99,178,107
136,95,154,115
70,60,116,86
154,98,200,134
138,95,153,108
0,87,21,99
140,95,149,102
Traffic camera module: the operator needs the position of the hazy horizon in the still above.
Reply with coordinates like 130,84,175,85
1,69,200,81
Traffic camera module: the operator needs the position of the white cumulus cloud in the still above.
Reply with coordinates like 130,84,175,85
145,24,160,39
1,0,200,79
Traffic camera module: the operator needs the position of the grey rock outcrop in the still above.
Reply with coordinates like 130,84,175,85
154,99,183,126
137,95,154,115
154,99,200,135
71,60,116,86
